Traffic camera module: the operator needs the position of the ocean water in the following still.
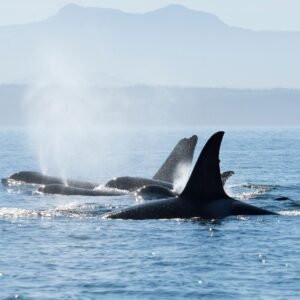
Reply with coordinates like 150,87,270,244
0,128,299,299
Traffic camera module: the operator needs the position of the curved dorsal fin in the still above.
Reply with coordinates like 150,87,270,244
153,135,198,183
181,131,229,200
221,171,235,185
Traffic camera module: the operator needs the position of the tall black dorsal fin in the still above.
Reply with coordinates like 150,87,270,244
181,131,229,200
153,135,198,183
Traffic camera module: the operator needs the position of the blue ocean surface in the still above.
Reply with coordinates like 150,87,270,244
0,128,299,299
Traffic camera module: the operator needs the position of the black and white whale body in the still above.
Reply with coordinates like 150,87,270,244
105,135,198,191
37,184,127,196
103,132,277,220
136,170,235,200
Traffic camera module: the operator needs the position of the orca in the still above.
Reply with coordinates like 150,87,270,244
135,171,235,200
37,184,127,196
105,135,198,191
4,135,198,193
5,171,98,189
103,132,277,220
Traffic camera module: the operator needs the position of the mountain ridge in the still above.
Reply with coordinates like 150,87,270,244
0,4,299,88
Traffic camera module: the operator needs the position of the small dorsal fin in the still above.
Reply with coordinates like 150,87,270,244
181,131,229,200
221,171,235,185
153,135,198,183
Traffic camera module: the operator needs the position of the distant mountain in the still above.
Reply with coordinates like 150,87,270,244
0,4,300,88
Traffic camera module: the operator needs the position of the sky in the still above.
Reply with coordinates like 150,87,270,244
0,0,300,31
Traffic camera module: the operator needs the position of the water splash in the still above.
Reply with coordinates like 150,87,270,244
227,183,277,200
173,162,191,193
23,50,107,182
279,210,300,216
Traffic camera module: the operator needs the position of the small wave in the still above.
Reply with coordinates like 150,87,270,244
0,207,41,218
227,183,277,200
2,178,44,196
279,210,300,216
0,202,117,219
240,183,277,191
1,178,40,187
227,189,268,201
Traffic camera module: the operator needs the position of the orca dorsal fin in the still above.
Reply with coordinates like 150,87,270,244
181,131,229,200
153,135,198,183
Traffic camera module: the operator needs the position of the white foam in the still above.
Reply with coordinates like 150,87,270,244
279,210,300,216
173,162,191,193
0,207,40,218
226,182,275,200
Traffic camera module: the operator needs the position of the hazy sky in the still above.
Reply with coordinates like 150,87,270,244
1,0,300,31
